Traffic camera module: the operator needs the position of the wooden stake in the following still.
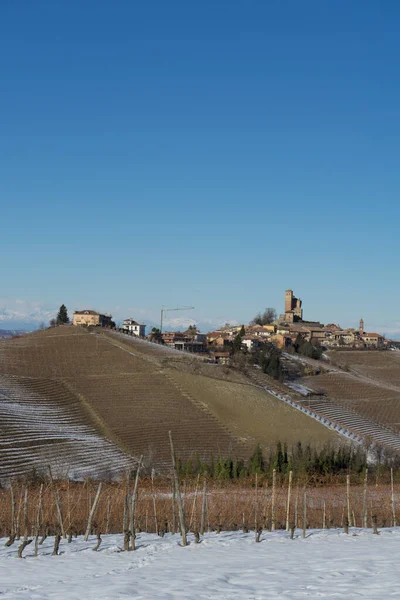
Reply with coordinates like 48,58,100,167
294,484,299,529
131,458,143,550
168,431,187,546
189,474,200,531
171,478,176,534
15,487,23,539
23,487,29,540
34,484,43,557
391,468,396,527
285,471,293,531
206,493,210,532
10,482,15,539
123,492,129,543
322,501,326,530
255,473,259,533
346,474,351,528
122,469,130,547
200,476,207,535
302,486,307,539
263,479,269,526
363,468,368,529
84,482,102,541
151,468,158,536
67,479,71,532
271,469,276,532
105,498,111,535
48,467,65,538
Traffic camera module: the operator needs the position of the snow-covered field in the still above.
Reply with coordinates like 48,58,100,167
1,529,399,599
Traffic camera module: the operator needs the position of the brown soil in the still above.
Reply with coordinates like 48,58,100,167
1,328,344,479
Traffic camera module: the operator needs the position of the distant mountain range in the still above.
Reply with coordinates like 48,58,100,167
0,329,26,339
0,307,56,331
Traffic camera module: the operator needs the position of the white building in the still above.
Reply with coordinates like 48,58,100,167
241,336,263,351
122,319,146,337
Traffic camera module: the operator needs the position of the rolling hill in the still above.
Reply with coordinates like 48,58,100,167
0,327,341,481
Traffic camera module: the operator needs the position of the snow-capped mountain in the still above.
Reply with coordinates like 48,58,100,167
0,304,56,330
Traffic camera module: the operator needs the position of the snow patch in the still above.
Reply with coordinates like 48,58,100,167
1,529,400,598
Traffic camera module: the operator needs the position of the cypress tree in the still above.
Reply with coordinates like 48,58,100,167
194,452,201,475
232,328,245,354
185,459,193,477
249,444,265,474
209,453,215,478
56,304,69,325
275,441,284,473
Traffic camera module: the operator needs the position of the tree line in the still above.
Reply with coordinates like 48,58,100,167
174,441,399,482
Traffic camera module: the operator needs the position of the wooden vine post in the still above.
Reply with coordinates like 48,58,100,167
48,467,66,539
271,469,276,532
285,470,293,531
346,474,352,528
200,476,207,535
122,470,131,549
391,468,396,527
130,456,143,550
254,473,259,535
363,468,368,529
169,431,187,546
151,468,158,535
34,484,43,557
84,483,102,541
23,487,29,540
10,482,15,540
189,473,201,531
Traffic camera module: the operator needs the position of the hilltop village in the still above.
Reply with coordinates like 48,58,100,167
71,289,389,361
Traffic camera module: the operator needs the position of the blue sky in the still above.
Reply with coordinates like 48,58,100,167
1,1,399,335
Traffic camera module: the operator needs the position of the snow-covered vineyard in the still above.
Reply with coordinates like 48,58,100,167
1,529,400,599
0,375,133,481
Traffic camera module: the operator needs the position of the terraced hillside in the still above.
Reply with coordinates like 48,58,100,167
299,371,400,436
0,327,340,479
0,375,133,481
328,350,400,388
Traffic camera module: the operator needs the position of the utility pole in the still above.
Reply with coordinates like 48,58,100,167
160,306,195,333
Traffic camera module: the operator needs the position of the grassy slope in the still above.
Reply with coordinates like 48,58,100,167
1,327,344,478
102,331,340,447
166,369,338,447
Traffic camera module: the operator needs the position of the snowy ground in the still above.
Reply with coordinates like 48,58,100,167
1,529,399,599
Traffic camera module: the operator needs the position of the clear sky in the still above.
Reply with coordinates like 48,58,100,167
1,1,400,335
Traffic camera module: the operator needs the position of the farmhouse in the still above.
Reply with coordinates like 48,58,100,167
162,330,208,353
122,319,146,337
72,310,113,327
362,333,385,348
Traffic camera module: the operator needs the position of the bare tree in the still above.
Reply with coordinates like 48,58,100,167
251,308,277,326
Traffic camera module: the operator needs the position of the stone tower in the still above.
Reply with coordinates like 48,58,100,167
359,318,364,334
282,289,303,322
285,290,294,313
